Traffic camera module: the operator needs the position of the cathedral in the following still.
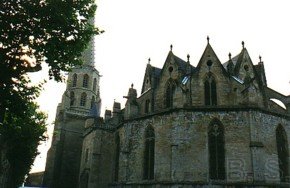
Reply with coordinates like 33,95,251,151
43,38,290,188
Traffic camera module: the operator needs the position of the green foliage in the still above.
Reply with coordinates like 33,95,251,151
0,0,101,114
1,102,47,186
0,0,101,186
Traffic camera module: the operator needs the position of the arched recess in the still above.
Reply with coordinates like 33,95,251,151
145,99,150,114
83,74,89,88
114,133,120,182
165,80,176,108
72,74,77,87
208,119,225,180
276,124,289,182
80,92,87,106
204,73,217,106
143,126,155,180
70,91,75,106
90,96,95,109
93,78,97,92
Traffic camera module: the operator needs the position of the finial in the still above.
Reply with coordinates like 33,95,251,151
148,58,151,64
242,41,245,49
259,55,262,63
229,52,231,60
131,83,134,88
187,54,190,62
207,36,210,43
170,44,173,51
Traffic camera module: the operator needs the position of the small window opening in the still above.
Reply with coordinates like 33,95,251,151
207,60,213,67
244,65,249,71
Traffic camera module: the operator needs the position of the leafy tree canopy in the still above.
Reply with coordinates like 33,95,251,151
1,101,47,186
0,0,101,186
0,0,102,114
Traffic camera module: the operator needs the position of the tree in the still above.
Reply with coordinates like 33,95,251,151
0,0,101,186
1,101,47,187
0,0,101,114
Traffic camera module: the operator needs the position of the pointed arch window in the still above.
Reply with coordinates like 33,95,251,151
145,99,150,114
90,96,95,109
80,92,87,107
165,81,176,108
144,126,155,180
83,74,89,88
276,125,289,182
72,74,77,87
208,119,225,180
93,78,97,92
114,134,120,181
70,91,75,106
204,74,217,106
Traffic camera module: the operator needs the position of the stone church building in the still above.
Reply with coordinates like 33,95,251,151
43,38,290,187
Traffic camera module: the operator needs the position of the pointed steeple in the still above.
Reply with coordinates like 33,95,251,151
81,17,96,66
227,52,234,75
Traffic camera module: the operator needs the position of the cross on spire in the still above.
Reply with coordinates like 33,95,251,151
207,36,210,44
170,44,173,51
242,41,245,49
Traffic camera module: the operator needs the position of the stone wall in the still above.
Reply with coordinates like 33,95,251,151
115,109,289,186
80,124,115,188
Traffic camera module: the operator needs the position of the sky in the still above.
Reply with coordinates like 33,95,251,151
30,0,290,173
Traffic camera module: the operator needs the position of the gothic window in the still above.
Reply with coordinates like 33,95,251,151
145,99,150,114
208,119,225,180
115,134,120,181
80,92,87,106
93,78,97,92
83,74,89,88
91,96,95,109
72,74,77,87
165,81,176,108
276,125,289,182
70,91,75,106
85,148,89,163
204,74,217,106
144,126,155,180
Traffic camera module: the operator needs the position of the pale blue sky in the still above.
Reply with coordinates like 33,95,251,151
31,0,290,172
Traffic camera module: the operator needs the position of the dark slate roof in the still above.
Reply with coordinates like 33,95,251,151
173,54,195,75
152,66,162,78
222,53,240,70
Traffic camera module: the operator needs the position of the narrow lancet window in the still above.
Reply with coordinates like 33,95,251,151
80,92,87,106
91,96,95,109
70,91,75,106
208,119,225,180
72,74,77,87
83,74,89,88
144,126,155,180
93,78,97,92
145,99,150,113
204,74,217,105
165,81,176,108
276,125,289,182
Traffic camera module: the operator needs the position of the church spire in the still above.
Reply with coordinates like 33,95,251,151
81,18,96,66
